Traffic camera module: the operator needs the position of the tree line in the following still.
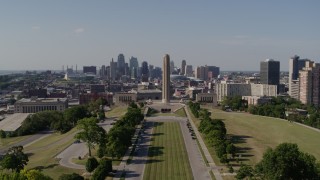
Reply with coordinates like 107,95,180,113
222,96,320,129
74,101,144,179
188,101,236,164
105,102,144,159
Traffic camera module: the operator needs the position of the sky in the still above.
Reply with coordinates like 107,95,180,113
0,0,320,71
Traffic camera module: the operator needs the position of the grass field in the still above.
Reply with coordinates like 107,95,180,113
174,108,187,117
24,128,85,179
0,135,31,149
106,105,128,118
210,108,320,165
143,122,193,180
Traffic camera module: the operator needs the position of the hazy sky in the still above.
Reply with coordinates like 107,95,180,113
1,1,319,71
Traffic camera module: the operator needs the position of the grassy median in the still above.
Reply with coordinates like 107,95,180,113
143,122,193,180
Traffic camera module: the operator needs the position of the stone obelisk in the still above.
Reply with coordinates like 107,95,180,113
162,54,170,104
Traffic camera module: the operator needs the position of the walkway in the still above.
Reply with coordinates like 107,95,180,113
184,106,223,180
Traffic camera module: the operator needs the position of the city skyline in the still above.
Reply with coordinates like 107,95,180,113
1,1,320,71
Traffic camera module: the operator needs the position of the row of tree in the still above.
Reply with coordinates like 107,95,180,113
74,102,143,179
236,143,320,179
105,102,144,159
188,101,236,164
16,105,89,136
222,96,320,129
220,96,248,111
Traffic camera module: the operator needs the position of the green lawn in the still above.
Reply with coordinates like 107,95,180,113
0,135,31,149
152,113,179,117
210,108,320,165
106,105,128,118
143,122,193,180
174,108,187,117
24,128,85,179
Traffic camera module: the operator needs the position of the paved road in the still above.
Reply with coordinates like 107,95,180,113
57,142,88,169
185,107,223,180
57,118,114,169
114,121,153,180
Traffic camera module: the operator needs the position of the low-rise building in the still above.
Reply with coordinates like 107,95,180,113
113,92,137,105
14,98,68,113
196,92,217,106
114,89,162,105
137,89,162,101
216,83,277,102
242,96,273,106
79,93,113,105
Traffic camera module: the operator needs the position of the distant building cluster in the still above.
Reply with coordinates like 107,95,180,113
2,53,320,133
289,56,320,106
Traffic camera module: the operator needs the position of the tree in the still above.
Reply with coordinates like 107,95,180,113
255,143,320,180
86,157,99,173
92,158,112,180
236,164,254,180
0,146,29,172
106,127,132,159
226,143,236,158
49,111,72,133
59,173,84,180
0,129,6,138
0,172,25,179
21,169,52,180
220,154,229,164
64,105,89,126
75,117,106,156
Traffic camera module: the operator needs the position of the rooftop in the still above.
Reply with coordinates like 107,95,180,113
17,98,68,103
0,113,30,132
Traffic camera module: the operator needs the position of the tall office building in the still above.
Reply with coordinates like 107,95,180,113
148,65,154,80
181,60,186,75
117,54,125,77
206,66,220,79
83,66,97,75
141,61,149,82
106,66,110,80
110,58,117,81
129,56,139,79
100,65,106,77
195,66,207,80
300,62,314,105
299,61,320,106
260,59,280,86
289,55,309,98
162,54,170,103
185,65,193,77
170,60,174,74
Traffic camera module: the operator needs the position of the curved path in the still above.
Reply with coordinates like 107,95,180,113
56,118,114,169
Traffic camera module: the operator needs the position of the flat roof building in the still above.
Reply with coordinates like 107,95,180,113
14,98,68,113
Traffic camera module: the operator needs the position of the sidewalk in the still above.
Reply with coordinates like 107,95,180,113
113,122,144,180
184,106,223,180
